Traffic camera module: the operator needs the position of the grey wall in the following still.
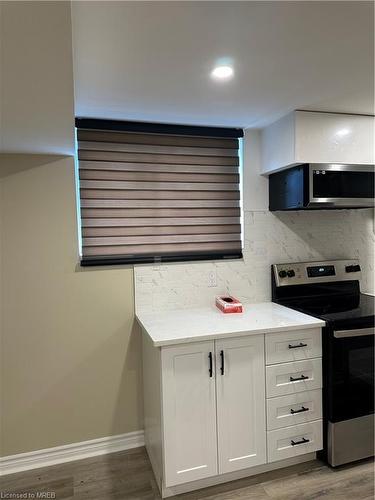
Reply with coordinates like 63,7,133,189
0,1,143,457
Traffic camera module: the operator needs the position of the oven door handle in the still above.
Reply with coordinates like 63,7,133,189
334,327,375,338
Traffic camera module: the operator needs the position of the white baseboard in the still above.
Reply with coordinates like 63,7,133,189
0,430,145,476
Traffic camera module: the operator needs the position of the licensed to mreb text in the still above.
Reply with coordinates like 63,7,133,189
1,493,56,499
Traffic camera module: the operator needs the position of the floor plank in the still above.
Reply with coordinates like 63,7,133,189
0,447,373,500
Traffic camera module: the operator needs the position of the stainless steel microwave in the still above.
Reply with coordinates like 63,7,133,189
269,163,374,210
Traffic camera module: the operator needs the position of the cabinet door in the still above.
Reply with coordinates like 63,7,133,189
161,341,218,487
216,335,266,474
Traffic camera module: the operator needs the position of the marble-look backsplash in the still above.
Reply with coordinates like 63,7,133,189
134,209,375,312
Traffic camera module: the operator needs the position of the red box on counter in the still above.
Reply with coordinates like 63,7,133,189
215,295,243,314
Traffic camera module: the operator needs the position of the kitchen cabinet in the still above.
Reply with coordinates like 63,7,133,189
267,420,323,463
161,341,218,486
162,336,266,485
261,111,375,174
265,328,321,364
216,335,266,473
266,358,322,398
266,389,323,431
139,307,324,498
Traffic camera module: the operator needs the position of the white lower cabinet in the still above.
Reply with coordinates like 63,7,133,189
161,341,218,486
265,328,323,468
142,327,323,496
266,358,322,398
267,420,323,463
265,328,322,364
216,335,266,473
161,335,266,486
266,389,323,430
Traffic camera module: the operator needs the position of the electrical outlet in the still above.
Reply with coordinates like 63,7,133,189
208,269,217,287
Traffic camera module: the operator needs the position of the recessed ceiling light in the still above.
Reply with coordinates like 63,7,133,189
336,128,351,137
211,65,234,80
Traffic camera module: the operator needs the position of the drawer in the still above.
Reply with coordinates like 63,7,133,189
267,420,323,463
267,389,322,430
266,358,322,398
266,328,321,365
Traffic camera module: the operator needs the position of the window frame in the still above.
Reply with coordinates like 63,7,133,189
75,118,244,267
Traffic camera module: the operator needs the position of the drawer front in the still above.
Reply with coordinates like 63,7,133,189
266,328,321,365
267,420,323,463
266,358,322,398
267,389,322,430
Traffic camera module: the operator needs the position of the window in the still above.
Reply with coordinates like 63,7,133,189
76,119,243,266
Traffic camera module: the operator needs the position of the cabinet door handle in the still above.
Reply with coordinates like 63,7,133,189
290,406,309,414
291,437,310,446
220,350,224,375
288,342,307,349
208,352,213,378
290,374,309,382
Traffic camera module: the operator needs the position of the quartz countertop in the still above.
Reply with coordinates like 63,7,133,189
136,302,325,347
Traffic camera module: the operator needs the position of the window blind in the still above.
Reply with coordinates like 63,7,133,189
76,119,243,266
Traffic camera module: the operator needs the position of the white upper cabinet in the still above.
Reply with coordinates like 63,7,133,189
261,111,375,174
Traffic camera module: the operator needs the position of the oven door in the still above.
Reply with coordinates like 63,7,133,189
308,164,374,208
328,326,374,423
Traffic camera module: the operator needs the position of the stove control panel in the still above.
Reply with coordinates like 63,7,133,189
273,260,362,287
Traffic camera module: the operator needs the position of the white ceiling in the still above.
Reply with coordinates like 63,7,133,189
72,1,374,129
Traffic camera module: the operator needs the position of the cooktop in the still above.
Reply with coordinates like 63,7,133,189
280,293,374,329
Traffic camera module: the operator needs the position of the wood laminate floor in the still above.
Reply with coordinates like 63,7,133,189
1,447,374,500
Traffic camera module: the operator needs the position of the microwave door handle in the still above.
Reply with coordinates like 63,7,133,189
334,327,375,339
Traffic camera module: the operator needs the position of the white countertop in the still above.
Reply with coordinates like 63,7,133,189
136,302,325,347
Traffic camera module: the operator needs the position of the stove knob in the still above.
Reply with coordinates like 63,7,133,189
287,269,295,277
278,270,287,278
345,265,361,273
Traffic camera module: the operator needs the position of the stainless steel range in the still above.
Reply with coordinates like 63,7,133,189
272,259,374,466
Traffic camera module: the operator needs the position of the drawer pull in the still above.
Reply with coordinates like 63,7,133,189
291,437,310,446
288,342,307,349
290,406,309,414
290,374,309,382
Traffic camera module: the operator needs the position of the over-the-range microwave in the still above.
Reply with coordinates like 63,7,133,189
269,164,374,211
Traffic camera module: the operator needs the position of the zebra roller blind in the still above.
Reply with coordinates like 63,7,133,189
76,119,243,266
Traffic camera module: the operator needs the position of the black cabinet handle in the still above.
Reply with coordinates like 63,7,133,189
290,374,309,382
291,437,310,446
290,406,309,414
220,350,224,375
208,352,213,378
288,342,307,349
